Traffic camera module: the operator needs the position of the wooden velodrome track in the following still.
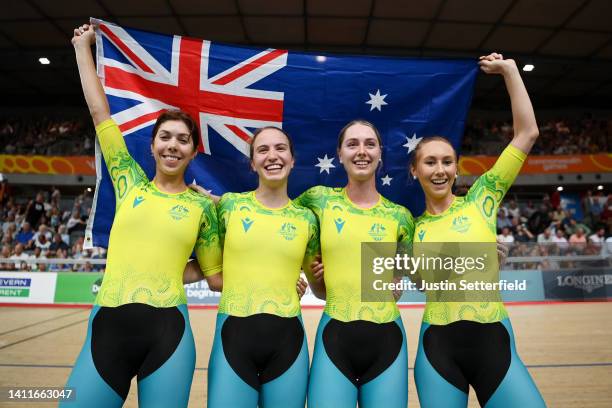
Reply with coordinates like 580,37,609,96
1,302,611,407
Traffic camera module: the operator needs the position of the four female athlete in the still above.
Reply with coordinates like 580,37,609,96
410,53,545,407
63,24,222,407
69,22,543,407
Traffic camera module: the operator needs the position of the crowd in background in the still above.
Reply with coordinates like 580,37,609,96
0,183,105,272
1,115,611,157
492,189,612,270
462,117,611,155
0,117,94,156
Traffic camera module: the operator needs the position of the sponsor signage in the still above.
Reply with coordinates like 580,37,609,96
0,272,56,303
54,273,103,303
542,268,612,300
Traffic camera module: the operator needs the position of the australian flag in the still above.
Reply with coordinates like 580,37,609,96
85,18,478,248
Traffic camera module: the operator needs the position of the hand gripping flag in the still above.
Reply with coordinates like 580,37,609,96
85,18,478,248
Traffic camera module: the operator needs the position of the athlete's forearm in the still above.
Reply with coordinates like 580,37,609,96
503,63,539,155
182,259,204,284
73,30,110,126
205,272,223,292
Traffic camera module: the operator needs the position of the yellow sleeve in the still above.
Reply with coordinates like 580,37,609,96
398,206,415,244
466,144,526,225
95,119,148,207
195,197,223,277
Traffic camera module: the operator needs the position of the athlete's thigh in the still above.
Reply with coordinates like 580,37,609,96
414,322,468,408
307,313,357,408
484,319,546,408
260,322,309,408
358,318,408,408
137,304,196,408
207,313,259,408
60,306,125,408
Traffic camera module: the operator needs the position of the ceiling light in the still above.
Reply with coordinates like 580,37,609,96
522,64,534,72
39,57,50,65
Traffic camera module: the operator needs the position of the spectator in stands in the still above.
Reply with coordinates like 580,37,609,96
49,249,69,272
58,224,70,245
568,227,587,254
66,208,86,235
589,227,605,244
4,223,17,241
515,224,534,242
589,191,605,225
49,233,69,253
33,233,51,251
497,227,515,244
48,206,61,229
29,247,46,271
1,232,14,248
31,224,52,243
538,246,560,270
551,207,565,223
552,229,569,252
25,192,46,228
588,227,606,254
522,200,537,219
2,211,16,235
10,243,30,270
528,204,551,235
565,218,592,237
0,245,14,270
537,228,554,244
15,221,34,245
497,209,513,232
506,199,520,219
50,186,61,207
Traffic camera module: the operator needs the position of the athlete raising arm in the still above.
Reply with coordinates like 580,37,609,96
62,23,221,408
410,53,545,407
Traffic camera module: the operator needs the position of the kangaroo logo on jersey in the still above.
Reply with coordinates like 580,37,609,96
334,218,346,233
279,222,297,240
168,205,189,220
451,215,472,233
368,223,387,241
418,229,426,242
133,196,145,208
241,217,254,232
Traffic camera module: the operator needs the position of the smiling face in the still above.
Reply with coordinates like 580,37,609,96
337,123,382,182
411,138,457,201
151,120,197,178
250,128,294,184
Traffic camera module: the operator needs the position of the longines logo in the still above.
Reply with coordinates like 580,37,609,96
556,274,612,293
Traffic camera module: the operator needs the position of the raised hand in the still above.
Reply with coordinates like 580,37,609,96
478,52,517,76
71,24,95,48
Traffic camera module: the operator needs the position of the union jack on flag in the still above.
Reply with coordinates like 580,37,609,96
87,18,478,248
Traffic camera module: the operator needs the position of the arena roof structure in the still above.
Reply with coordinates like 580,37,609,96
1,0,611,109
